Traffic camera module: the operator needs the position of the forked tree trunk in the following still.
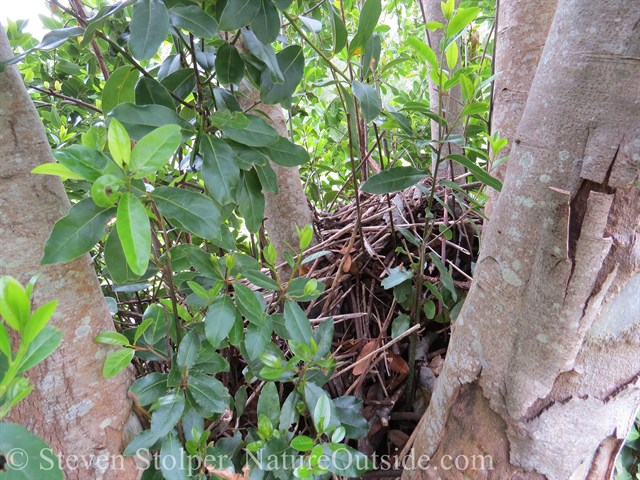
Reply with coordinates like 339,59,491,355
404,0,640,478
484,0,557,219
0,26,140,480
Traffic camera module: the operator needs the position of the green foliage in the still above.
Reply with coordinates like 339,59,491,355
0,277,64,479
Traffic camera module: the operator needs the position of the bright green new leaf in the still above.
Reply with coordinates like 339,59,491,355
116,193,151,276
42,198,115,265
108,118,131,167
407,37,439,70
22,300,58,345
0,276,29,332
95,331,130,346
446,7,481,37
31,163,85,181
291,435,314,452
53,145,122,182
17,327,62,374
361,167,427,194
103,347,135,378
129,0,169,60
130,124,181,178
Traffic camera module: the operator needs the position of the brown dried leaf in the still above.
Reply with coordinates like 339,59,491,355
353,340,378,376
388,353,409,375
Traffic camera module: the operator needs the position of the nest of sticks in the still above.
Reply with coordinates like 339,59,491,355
297,181,482,468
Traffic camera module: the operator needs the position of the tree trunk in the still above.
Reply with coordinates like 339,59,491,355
484,0,557,219
420,0,464,179
0,25,140,480
236,35,315,262
404,0,640,478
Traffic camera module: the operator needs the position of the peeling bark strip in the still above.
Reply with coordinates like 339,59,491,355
0,26,140,480
404,0,640,479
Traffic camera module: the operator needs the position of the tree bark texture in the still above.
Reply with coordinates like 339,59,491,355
485,0,557,219
0,25,140,480
404,0,640,478
235,37,315,261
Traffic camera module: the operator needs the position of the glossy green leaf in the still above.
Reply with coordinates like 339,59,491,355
15,326,61,374
353,81,381,122
257,381,280,427
205,296,237,347
160,433,189,480
333,396,369,439
95,331,130,346
116,193,151,276
110,103,193,140
447,154,502,192
243,270,280,290
201,135,240,205
161,68,195,101
260,45,304,105
283,300,312,344
329,4,347,54
36,26,84,50
177,329,201,370
349,0,381,55
0,322,11,358
187,372,230,415
252,0,280,44
151,392,186,436
233,283,265,323
102,66,139,114
313,393,332,433
53,145,121,182
215,43,245,85
244,322,271,360
105,226,141,284
103,347,135,378
237,169,265,232
259,136,309,167
130,124,181,178
129,0,170,60
222,115,279,147
135,77,175,109
254,163,278,193
169,5,218,38
151,186,221,240
31,163,87,181
42,198,115,264
129,373,168,406
361,167,427,194
218,0,261,31
0,277,29,332
241,28,284,83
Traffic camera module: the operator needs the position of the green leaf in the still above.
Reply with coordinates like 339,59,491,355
151,392,186,436
205,296,237,347
161,69,196,100
259,136,309,167
322,443,372,477
244,322,272,360
35,26,84,50
361,167,427,194
254,163,278,192
129,0,170,60
102,66,139,114
151,186,222,240
215,43,245,85
31,163,85,181
169,5,218,38
0,277,29,332
116,193,151,276
352,81,381,122
42,198,115,264
129,372,168,406
218,0,261,31
283,301,312,344
445,42,459,70
313,393,332,433
241,28,284,83
53,145,121,182
252,0,280,44
243,270,280,290
447,154,502,192
135,77,175,109
237,169,265,232
329,4,347,54
108,118,131,168
0,322,11,358
260,45,305,105
349,0,381,55
233,283,265,322
333,396,369,439
423,299,436,320
428,252,457,301
381,266,414,289
461,102,489,116
187,372,230,415
105,225,141,284
222,115,279,147
291,435,314,452
130,124,181,178
279,389,301,434
0,423,64,479
257,381,280,427
95,331,130,346
391,314,410,339
15,326,61,374
103,347,135,378
200,135,240,205
446,7,481,37
110,103,193,140
407,37,438,70
160,433,189,480
177,329,201,370
124,429,159,456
